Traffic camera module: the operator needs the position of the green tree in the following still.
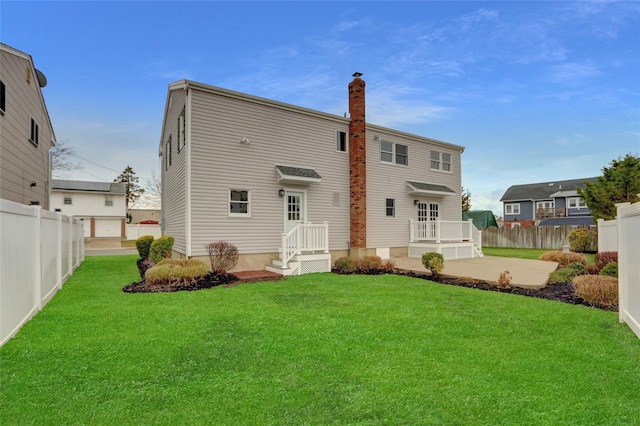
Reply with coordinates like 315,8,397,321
577,153,640,220
114,165,145,208
462,187,471,212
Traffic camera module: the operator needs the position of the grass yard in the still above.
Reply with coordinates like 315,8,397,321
483,247,596,263
2,256,639,425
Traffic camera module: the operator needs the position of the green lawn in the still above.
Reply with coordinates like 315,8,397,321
483,247,596,263
2,256,638,425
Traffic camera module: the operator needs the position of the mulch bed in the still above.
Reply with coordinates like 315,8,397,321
123,266,615,312
123,272,239,293
400,271,617,312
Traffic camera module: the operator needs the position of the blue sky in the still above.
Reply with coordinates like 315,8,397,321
3,1,639,213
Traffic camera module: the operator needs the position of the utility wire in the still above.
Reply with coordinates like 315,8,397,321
68,153,121,173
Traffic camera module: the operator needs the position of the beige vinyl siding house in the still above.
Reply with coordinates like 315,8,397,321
160,74,478,274
0,43,55,209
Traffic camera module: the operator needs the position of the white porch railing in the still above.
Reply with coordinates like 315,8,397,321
410,218,480,243
280,222,329,268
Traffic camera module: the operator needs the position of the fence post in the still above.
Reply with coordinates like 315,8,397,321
615,203,631,325
56,211,63,290
33,206,42,310
323,221,329,253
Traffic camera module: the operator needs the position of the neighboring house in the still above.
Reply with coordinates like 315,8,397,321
159,73,482,275
500,177,598,227
129,208,161,224
0,43,55,209
50,179,127,238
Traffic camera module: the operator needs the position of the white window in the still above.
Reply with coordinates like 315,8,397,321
385,198,395,217
105,196,113,207
29,118,39,146
505,203,520,215
165,136,172,170
568,197,586,208
63,196,72,205
380,141,408,165
229,189,250,217
177,107,186,152
336,131,347,152
431,151,452,172
536,200,554,210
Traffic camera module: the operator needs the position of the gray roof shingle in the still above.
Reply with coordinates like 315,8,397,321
406,181,455,194
52,179,127,194
500,177,597,202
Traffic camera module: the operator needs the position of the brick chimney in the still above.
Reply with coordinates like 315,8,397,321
349,72,367,256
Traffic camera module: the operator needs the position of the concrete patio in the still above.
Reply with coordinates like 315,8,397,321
394,256,559,290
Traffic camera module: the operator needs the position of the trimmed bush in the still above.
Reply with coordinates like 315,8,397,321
421,252,444,276
596,251,618,270
146,259,210,287
549,262,587,283
334,257,356,273
600,262,618,278
573,275,618,308
357,256,383,273
205,241,239,273
135,235,154,259
567,228,597,253
540,251,587,267
149,236,175,263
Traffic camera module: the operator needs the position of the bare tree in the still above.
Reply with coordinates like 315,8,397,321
50,140,81,173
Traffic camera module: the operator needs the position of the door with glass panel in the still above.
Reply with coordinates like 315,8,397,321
285,191,305,233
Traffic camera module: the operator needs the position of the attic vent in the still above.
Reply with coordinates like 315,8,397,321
548,183,555,186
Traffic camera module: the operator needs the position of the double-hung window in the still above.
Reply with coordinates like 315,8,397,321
431,151,451,172
0,80,5,114
64,196,72,205
177,107,186,152
165,135,172,170
505,203,520,215
380,141,408,166
29,118,39,146
229,189,251,217
385,198,395,217
568,197,586,208
336,131,347,152
105,196,113,207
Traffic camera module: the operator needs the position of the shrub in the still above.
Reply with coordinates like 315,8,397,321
421,252,444,276
540,251,587,267
596,251,618,270
549,263,587,283
205,241,239,273
573,275,618,308
600,262,618,278
146,259,209,287
381,259,397,272
334,257,356,273
497,271,512,289
567,228,597,253
585,263,600,275
357,256,383,273
149,236,175,263
135,235,154,259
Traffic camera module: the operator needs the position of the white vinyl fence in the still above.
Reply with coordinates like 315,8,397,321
597,218,618,252
125,224,162,240
1,198,84,347
612,202,640,340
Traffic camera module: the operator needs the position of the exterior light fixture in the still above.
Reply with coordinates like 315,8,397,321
414,200,419,205
30,181,37,187
279,189,285,197
240,136,251,145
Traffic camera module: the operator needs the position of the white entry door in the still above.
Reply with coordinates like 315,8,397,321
285,191,305,232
